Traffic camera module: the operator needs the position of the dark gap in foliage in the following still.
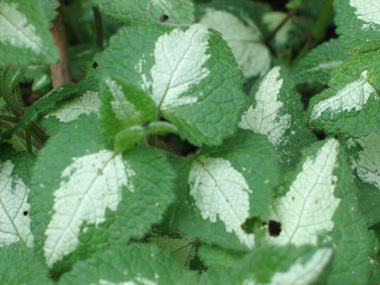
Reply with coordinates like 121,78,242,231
268,220,282,237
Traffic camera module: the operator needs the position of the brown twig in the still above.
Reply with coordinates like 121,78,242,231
50,0,72,88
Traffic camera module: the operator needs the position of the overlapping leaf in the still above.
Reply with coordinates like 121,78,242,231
197,0,271,78
263,138,370,284
30,115,175,271
334,0,380,53
0,0,59,65
0,146,34,248
200,245,333,285
59,243,198,284
293,39,349,84
239,66,315,170
93,0,194,25
307,50,380,137
165,130,279,251
95,23,247,146
0,242,53,285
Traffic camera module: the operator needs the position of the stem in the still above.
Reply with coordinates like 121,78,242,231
50,0,72,88
0,115,20,123
0,76,24,117
92,7,103,49
25,125,33,153
30,122,49,144
264,10,296,45
1,122,43,150
293,0,333,64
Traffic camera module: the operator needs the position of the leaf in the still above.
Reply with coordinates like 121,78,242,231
239,66,316,170
0,0,59,66
146,229,197,268
0,148,34,248
198,1,271,78
92,0,194,25
40,0,60,23
30,115,175,270
200,245,333,285
306,50,380,138
198,245,245,268
264,138,371,284
166,130,280,250
334,0,380,54
59,243,198,284
0,242,53,285
0,82,77,142
293,39,349,84
345,132,380,225
5,66,26,90
96,23,247,146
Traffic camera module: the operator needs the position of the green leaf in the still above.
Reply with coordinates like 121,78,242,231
0,242,53,285
197,0,271,78
239,66,316,170
146,229,197,268
41,0,60,23
166,130,280,250
334,0,380,54
25,64,52,93
293,39,349,84
0,83,77,142
5,66,26,90
263,138,371,284
68,44,101,82
59,243,198,284
201,245,333,285
92,0,194,25
41,76,101,134
0,0,59,66
30,115,175,270
345,132,380,226
198,244,245,268
0,146,34,248
96,23,247,146
306,50,380,138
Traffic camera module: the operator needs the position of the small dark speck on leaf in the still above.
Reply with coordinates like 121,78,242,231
23,211,28,216
159,14,169,22
268,220,281,237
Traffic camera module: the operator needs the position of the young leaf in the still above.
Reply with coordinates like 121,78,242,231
334,0,380,53
166,130,280,250
197,0,271,78
307,50,380,138
293,39,349,85
239,66,316,170
0,147,34,248
0,0,59,66
30,115,175,270
200,245,333,285
263,138,371,284
92,0,194,25
96,23,247,146
0,242,53,285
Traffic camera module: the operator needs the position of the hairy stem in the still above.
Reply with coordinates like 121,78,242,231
1,122,43,150
93,6,104,49
0,76,24,117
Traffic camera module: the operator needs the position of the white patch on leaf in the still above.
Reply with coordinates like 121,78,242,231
98,278,157,285
349,0,380,29
46,91,101,122
44,150,135,268
311,70,376,120
105,79,141,124
354,132,380,189
0,2,43,52
188,156,255,248
239,66,291,145
0,160,33,247
267,139,341,246
262,12,293,46
151,24,210,110
269,248,333,285
200,8,270,77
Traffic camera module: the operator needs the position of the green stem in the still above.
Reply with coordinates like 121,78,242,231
25,125,33,153
0,115,20,123
0,76,24,117
293,0,333,65
92,6,103,49
1,122,43,150
30,122,49,144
